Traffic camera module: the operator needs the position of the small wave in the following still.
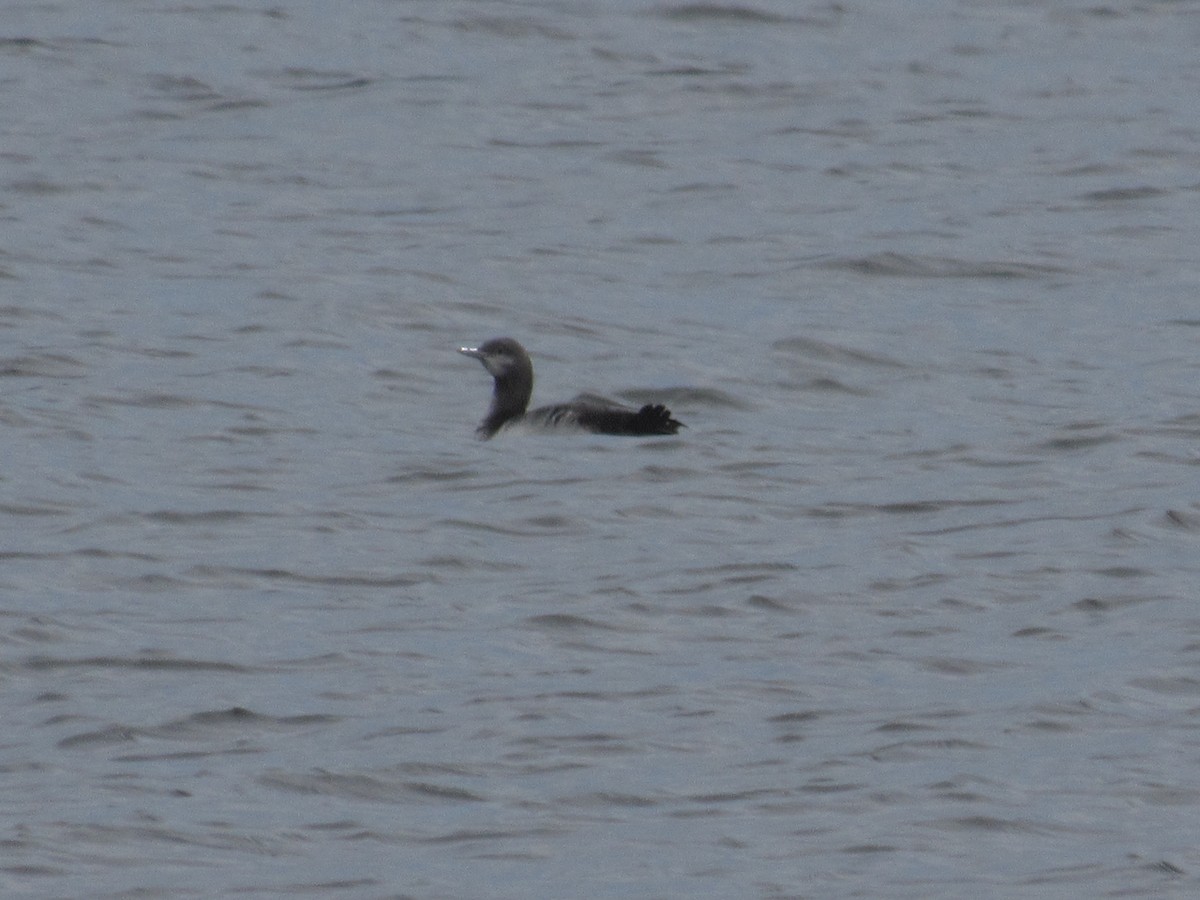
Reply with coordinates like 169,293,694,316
525,613,626,632
187,565,424,588
260,769,485,804
1038,431,1120,452
773,336,908,369
1080,185,1168,203
654,4,836,26
0,352,85,377
814,252,1066,279
27,655,252,674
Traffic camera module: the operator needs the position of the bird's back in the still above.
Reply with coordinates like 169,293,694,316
528,394,683,436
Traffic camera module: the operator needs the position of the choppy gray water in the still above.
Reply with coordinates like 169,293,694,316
3,1,1200,897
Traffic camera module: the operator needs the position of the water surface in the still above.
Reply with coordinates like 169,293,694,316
3,1,1200,897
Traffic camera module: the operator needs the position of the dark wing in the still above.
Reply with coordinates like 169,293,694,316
528,394,683,436
571,400,683,435
615,403,683,435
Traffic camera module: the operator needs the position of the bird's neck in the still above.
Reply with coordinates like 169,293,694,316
480,370,532,437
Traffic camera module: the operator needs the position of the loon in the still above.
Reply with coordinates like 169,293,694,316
458,337,684,440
